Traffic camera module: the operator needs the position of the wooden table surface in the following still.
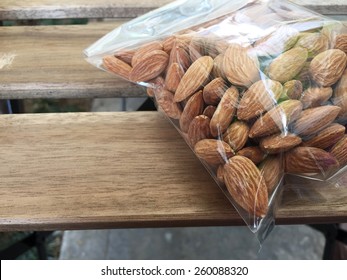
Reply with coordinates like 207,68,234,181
0,112,346,232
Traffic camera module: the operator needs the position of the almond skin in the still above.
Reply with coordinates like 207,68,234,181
268,47,308,83
131,41,163,66
165,62,184,92
179,91,204,133
293,106,341,137
155,88,182,119
259,133,302,154
309,49,347,87
300,87,333,109
303,123,345,149
203,105,216,119
216,165,225,185
212,54,225,79
202,77,227,105
236,146,266,165
249,100,303,138
194,139,234,165
223,121,249,152
223,44,260,87
334,34,347,53
210,86,239,137
237,79,283,121
333,68,347,119
114,50,135,65
103,55,132,80
187,115,211,146
224,155,268,217
285,147,339,175
295,32,329,58
169,39,191,71
283,80,303,100
129,50,169,82
330,135,347,166
259,155,283,194
174,56,214,102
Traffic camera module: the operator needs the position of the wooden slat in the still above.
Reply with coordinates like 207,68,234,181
0,22,146,99
0,0,346,20
0,112,346,231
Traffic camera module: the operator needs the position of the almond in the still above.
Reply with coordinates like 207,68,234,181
169,39,191,71
210,86,239,137
174,56,214,102
283,80,303,100
102,55,132,80
249,100,303,138
162,36,175,53
268,47,308,83
285,146,339,175
212,54,225,79
330,135,347,166
334,34,347,53
131,41,163,66
189,37,204,62
114,50,135,65
155,88,182,119
179,90,204,132
129,50,169,82
259,156,283,194
146,76,164,97
165,63,184,92
203,105,216,119
309,49,347,87
224,155,268,217
194,139,234,165
216,165,225,185
293,106,341,137
223,44,260,87
295,33,329,58
237,79,283,121
303,123,345,149
202,77,227,105
187,115,211,146
236,146,266,165
333,68,347,119
222,121,249,152
259,133,302,154
300,87,332,109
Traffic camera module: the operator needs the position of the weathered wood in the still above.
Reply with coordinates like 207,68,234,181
0,23,146,99
0,0,346,20
0,112,346,231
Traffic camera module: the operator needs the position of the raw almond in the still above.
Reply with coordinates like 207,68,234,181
223,44,260,87
189,37,204,62
249,100,303,138
237,79,283,121
285,147,339,175
129,50,169,82
131,41,163,66
303,123,345,149
259,133,302,154
295,33,329,58
102,55,132,80
223,121,249,152
155,88,182,119
210,86,239,137
194,139,234,165
169,39,191,71
224,156,268,217
293,105,341,136
333,69,347,119
174,56,214,102
203,105,216,119
202,77,227,105
179,90,204,132
283,80,303,100
162,36,175,53
334,34,347,53
330,135,347,166
165,63,184,92
216,165,225,184
146,76,165,97
268,47,308,83
114,50,135,65
259,156,283,194
236,146,266,165
300,87,333,109
212,54,225,79
187,115,211,146
309,49,347,87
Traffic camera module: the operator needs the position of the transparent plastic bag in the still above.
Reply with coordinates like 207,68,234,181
85,0,347,241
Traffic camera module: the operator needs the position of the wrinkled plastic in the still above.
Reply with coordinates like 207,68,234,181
85,0,347,241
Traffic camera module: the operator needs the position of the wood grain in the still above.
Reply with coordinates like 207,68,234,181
0,22,147,99
0,112,346,231
0,0,346,20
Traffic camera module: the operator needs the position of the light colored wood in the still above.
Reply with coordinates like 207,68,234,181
0,0,346,20
0,112,346,231
0,22,146,99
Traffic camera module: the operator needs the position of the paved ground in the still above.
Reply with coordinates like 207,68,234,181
60,98,325,260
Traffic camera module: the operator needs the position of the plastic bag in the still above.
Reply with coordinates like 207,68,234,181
85,0,347,242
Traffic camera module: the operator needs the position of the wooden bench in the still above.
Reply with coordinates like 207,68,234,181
0,0,347,233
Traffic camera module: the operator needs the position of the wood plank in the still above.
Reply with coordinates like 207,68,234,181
0,22,146,99
0,112,346,231
0,0,346,20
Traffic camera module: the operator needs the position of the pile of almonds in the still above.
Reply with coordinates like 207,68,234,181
102,21,347,218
